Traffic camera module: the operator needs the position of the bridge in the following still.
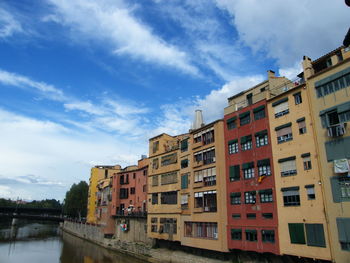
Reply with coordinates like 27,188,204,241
0,206,64,222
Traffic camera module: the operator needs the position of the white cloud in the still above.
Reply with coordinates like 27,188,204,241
0,109,148,200
0,69,66,101
0,7,23,38
215,0,349,67
47,0,198,75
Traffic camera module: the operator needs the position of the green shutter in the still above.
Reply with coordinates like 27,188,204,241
257,159,270,166
296,117,305,122
240,135,252,143
180,139,188,151
229,165,240,180
275,122,292,131
272,97,288,107
239,111,250,118
325,137,350,162
301,153,310,158
253,105,265,113
278,156,296,163
305,224,326,247
181,174,188,189
258,189,272,194
288,223,306,244
330,177,341,203
315,67,350,87
226,116,237,123
230,192,241,197
228,139,238,145
336,218,350,243
242,162,254,169
255,130,267,136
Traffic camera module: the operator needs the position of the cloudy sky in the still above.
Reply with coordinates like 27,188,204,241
0,0,348,201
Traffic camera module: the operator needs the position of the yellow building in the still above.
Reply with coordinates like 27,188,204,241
301,46,350,263
147,133,186,242
87,165,121,223
267,82,330,260
180,118,228,252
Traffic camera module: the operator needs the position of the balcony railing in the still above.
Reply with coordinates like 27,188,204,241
114,210,147,218
327,123,347,137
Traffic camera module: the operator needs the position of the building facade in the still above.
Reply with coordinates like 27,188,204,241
224,71,290,254
302,46,350,263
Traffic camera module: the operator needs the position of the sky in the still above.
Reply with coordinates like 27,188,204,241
0,0,348,201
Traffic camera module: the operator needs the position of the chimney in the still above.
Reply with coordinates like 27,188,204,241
192,110,204,130
302,56,314,80
267,70,275,79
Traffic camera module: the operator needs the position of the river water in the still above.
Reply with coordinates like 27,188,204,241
0,219,147,263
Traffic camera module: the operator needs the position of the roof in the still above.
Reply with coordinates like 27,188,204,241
227,80,268,101
190,118,223,134
311,46,343,64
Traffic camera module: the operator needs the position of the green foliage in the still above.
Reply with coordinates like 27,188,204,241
63,181,88,219
0,198,62,209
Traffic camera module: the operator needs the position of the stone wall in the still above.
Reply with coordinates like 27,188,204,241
115,217,153,245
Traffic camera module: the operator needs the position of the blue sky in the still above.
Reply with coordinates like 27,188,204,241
0,0,348,201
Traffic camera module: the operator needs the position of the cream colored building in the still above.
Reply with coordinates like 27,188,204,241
267,83,331,260
301,46,350,263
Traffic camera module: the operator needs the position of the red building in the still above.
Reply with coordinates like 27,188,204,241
111,157,148,217
224,72,287,255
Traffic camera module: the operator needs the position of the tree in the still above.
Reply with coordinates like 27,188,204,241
63,181,88,219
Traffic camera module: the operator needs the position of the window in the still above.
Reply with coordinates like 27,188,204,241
242,162,255,179
253,105,266,120
194,170,203,183
294,92,302,105
241,135,252,151
315,69,350,98
262,213,273,219
247,213,256,219
230,192,241,205
143,185,146,192
152,158,159,170
226,116,237,130
151,218,158,232
203,167,216,186
305,185,315,200
229,165,240,182
120,188,129,199
247,93,253,105
228,139,239,154
160,218,177,234
305,224,326,247
161,191,177,204
202,129,215,145
259,189,273,203
231,229,242,240
133,173,136,179
297,117,307,134
152,193,158,204
302,153,312,170
279,156,297,176
232,214,241,219
180,139,188,152
336,218,350,251
273,98,289,117
181,173,189,189
246,229,257,242
152,141,159,153
130,187,135,194
181,159,189,168
195,191,217,212
194,147,216,165
288,223,306,244
262,230,275,243
152,175,159,186
330,176,350,202
181,194,189,210
239,111,250,126
257,159,271,177
161,153,177,166
255,130,268,147
275,123,293,143
282,187,300,206
161,172,177,185
194,133,202,143
320,101,350,130
104,169,108,179
185,222,218,239
245,191,256,204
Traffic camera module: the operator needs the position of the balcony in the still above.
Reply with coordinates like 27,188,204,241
327,123,347,137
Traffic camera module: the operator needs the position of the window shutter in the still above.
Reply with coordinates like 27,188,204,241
229,165,240,180
330,177,341,203
181,174,188,189
305,224,326,247
181,139,188,151
274,101,289,114
276,126,292,137
288,223,306,244
336,218,350,243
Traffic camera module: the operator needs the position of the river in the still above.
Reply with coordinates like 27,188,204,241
0,219,147,263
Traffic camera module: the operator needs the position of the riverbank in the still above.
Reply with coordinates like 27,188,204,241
62,221,309,263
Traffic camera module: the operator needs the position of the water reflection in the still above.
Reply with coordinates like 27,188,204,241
0,219,147,263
